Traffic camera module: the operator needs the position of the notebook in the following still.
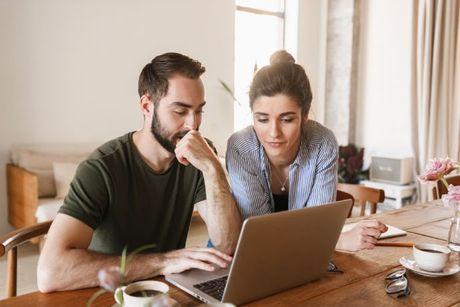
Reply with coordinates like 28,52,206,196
341,223,407,239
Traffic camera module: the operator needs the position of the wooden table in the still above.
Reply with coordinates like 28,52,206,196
1,202,459,306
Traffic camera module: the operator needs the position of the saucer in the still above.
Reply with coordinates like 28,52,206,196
399,255,460,277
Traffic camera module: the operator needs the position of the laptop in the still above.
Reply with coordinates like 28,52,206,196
165,199,352,305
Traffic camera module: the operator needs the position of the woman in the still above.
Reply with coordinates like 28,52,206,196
226,50,386,251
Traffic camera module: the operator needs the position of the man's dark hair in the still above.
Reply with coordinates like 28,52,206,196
138,52,206,102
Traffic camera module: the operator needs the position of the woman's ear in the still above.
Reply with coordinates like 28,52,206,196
302,112,309,123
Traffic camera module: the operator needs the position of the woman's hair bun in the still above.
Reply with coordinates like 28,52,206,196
269,50,295,65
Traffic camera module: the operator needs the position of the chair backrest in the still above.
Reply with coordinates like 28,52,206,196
432,174,460,200
336,190,354,218
337,183,385,216
0,221,52,298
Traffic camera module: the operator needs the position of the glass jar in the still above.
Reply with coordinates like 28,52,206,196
447,201,460,252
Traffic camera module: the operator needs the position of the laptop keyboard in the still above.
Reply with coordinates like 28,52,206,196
193,275,228,301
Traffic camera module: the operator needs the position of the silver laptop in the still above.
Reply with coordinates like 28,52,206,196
166,199,352,305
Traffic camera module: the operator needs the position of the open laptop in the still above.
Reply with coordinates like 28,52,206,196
166,199,352,305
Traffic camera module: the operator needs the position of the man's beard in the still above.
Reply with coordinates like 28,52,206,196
151,109,189,153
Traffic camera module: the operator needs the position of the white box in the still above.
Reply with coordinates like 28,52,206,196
361,180,416,209
370,156,414,185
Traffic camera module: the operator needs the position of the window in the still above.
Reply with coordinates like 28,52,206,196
233,0,287,131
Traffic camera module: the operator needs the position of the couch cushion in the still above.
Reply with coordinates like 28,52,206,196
53,162,79,199
35,198,63,223
11,145,95,197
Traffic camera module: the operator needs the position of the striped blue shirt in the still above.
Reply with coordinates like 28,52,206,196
226,120,338,220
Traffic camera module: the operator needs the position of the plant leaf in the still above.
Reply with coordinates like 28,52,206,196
126,243,156,264
219,79,241,106
86,288,107,307
120,246,128,275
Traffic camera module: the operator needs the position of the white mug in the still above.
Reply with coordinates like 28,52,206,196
413,243,450,272
114,280,169,307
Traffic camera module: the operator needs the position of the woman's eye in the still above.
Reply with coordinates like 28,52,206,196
282,118,294,123
257,118,268,123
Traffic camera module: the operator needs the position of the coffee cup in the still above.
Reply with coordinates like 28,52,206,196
114,280,169,307
413,243,450,272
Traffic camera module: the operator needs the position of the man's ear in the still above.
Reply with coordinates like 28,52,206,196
140,95,153,117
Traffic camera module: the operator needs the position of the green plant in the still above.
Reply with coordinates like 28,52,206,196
219,79,241,106
87,244,156,306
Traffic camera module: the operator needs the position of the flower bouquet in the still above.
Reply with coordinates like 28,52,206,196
418,157,460,251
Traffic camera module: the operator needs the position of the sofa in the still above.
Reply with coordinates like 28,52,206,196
7,144,96,229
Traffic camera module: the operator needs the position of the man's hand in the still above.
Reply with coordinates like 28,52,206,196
161,247,232,275
336,220,388,252
174,130,218,173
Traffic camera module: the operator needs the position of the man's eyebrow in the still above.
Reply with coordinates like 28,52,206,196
170,101,206,108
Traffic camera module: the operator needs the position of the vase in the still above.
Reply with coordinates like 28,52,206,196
447,200,460,252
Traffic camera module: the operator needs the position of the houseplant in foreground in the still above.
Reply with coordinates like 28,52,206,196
87,244,178,306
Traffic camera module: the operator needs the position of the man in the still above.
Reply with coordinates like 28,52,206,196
37,52,241,292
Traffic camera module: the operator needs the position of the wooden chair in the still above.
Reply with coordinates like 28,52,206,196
432,174,460,200
0,221,52,298
336,190,355,218
337,183,385,216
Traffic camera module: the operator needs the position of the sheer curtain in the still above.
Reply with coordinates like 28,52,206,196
411,0,460,201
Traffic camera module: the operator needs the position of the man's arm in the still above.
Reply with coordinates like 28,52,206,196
175,131,242,255
37,214,232,292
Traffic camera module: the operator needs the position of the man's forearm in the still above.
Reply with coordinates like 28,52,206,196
202,161,242,254
38,248,165,292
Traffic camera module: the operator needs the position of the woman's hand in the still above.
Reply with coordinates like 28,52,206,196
336,220,388,252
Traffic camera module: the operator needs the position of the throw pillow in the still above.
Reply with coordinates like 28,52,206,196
53,162,79,199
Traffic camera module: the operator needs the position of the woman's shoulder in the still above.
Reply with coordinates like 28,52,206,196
227,125,260,155
304,120,338,148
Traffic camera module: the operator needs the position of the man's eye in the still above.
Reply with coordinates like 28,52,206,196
281,118,294,123
196,110,204,115
174,110,186,116
257,118,268,123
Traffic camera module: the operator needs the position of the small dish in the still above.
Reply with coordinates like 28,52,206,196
399,255,460,277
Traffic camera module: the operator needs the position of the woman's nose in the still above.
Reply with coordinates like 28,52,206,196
269,121,280,138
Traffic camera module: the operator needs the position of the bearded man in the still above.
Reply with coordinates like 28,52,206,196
37,53,241,292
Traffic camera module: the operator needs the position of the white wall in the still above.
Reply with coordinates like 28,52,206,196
0,0,235,235
297,0,328,124
296,0,415,165
355,0,414,164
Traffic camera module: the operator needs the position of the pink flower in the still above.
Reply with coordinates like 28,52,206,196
418,157,458,183
98,266,124,292
442,185,460,203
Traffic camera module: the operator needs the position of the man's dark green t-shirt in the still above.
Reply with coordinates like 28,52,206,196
59,132,207,254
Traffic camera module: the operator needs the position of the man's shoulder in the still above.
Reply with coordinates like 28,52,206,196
227,126,259,155
88,132,132,160
76,132,134,177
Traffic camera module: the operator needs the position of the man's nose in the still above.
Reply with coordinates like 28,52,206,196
184,113,199,130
